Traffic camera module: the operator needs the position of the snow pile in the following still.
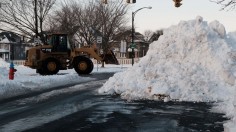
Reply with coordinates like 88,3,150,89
227,31,236,49
99,16,236,130
0,58,9,79
0,58,95,101
99,16,236,101
0,58,32,79
0,57,126,101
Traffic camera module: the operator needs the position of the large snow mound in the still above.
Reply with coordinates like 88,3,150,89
99,16,236,130
99,16,236,102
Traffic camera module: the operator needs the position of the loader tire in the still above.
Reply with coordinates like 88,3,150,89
37,69,46,75
43,58,60,75
73,56,94,75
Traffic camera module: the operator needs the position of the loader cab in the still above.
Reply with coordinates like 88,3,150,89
46,34,71,52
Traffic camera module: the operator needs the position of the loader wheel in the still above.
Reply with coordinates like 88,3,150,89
73,56,94,75
43,58,60,75
37,69,46,75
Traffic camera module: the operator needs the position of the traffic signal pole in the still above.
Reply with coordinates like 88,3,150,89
102,0,136,4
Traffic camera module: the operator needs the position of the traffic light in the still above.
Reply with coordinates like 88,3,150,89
126,0,136,3
102,0,107,4
173,0,182,8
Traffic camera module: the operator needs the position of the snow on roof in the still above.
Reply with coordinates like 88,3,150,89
0,37,10,43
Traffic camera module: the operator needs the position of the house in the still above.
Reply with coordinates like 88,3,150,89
0,31,26,61
110,30,150,59
149,30,163,42
0,34,11,61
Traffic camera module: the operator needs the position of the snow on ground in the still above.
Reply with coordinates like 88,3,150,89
0,58,126,101
98,16,236,131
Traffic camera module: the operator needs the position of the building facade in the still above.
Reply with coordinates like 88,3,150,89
0,31,27,61
111,30,150,59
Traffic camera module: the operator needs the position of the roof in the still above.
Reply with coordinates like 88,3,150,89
113,30,145,42
0,31,21,43
0,37,10,43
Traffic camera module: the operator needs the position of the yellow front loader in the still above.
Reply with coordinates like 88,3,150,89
25,33,118,75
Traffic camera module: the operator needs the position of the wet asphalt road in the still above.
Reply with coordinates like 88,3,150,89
25,97,228,132
0,72,228,132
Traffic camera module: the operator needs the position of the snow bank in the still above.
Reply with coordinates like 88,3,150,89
0,57,126,101
0,58,9,79
98,16,236,130
0,58,95,101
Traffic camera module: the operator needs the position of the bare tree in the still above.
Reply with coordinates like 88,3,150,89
75,1,100,47
49,0,128,48
96,0,129,53
211,0,236,10
0,0,56,40
148,30,163,42
48,0,128,67
48,0,100,47
143,30,153,42
48,1,81,45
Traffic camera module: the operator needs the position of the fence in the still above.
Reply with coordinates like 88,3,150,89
119,58,140,65
13,60,25,65
92,58,140,65
12,58,141,66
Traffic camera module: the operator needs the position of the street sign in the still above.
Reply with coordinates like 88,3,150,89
130,43,136,49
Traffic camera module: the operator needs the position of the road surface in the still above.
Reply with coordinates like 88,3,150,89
0,72,228,132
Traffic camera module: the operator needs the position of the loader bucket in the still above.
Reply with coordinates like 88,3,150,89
102,50,119,65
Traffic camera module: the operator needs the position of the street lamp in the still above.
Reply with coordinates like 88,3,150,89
131,6,152,66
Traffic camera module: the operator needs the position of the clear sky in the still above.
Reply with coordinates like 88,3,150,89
127,0,236,34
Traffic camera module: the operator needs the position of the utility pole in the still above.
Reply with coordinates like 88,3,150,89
34,0,39,38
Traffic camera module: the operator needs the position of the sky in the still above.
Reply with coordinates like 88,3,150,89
127,0,236,34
